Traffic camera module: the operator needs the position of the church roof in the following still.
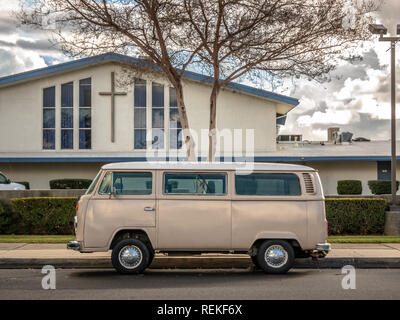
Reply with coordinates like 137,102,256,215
0,53,299,107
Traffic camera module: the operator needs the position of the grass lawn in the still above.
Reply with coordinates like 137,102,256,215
0,235,75,243
328,235,400,243
0,234,400,244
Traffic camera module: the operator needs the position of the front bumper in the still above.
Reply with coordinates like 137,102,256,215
67,240,80,251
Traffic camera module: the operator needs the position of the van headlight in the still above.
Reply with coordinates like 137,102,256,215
74,216,78,229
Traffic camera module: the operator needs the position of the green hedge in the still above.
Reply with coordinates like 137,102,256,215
368,180,399,195
337,180,362,195
15,182,30,190
10,197,77,235
0,202,6,232
49,179,92,189
0,197,388,236
0,201,17,234
325,198,386,235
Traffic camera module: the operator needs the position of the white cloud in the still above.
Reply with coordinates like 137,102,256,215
0,0,66,77
277,0,400,141
0,0,18,11
297,109,356,126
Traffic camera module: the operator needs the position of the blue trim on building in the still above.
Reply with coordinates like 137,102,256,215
276,113,287,125
0,155,398,163
0,53,299,107
215,156,400,162
256,156,399,162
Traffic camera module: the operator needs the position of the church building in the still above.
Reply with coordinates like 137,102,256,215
0,53,298,189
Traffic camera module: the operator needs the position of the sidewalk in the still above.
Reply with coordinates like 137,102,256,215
0,243,400,269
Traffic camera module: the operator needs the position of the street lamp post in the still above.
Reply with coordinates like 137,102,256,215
369,24,400,209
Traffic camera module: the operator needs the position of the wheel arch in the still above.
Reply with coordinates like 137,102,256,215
249,235,302,257
109,229,154,252
251,232,302,247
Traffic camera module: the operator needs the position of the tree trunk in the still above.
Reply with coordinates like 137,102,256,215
175,82,196,161
208,84,219,162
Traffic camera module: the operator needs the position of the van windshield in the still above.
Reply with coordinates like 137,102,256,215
85,170,102,195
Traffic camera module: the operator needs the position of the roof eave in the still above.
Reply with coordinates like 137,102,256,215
0,53,299,108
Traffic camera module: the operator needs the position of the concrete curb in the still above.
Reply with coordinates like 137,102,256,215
1,256,399,269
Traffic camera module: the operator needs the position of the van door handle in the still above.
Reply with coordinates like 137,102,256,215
144,207,155,212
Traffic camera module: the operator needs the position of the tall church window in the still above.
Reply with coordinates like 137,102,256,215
134,79,147,149
43,86,55,149
152,82,164,149
61,82,73,149
79,78,91,149
169,87,182,149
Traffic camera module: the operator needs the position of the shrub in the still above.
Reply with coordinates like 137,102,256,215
337,180,362,195
15,181,30,190
368,180,399,195
10,197,77,235
49,179,92,189
0,202,5,232
325,198,386,235
0,201,17,234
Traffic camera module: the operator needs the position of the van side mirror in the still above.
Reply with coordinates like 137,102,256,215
109,189,116,199
6,179,11,184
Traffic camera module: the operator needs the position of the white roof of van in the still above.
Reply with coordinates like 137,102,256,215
101,162,315,171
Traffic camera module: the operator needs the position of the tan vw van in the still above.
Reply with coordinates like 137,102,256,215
67,162,330,274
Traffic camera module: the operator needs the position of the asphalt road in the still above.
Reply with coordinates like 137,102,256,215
0,268,399,300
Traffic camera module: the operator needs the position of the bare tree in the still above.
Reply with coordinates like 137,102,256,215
17,0,202,160
183,0,379,161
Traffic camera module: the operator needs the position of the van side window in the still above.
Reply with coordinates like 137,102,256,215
235,173,301,196
164,173,226,195
99,172,152,195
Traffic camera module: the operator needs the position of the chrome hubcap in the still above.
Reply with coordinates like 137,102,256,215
119,245,143,269
264,245,288,268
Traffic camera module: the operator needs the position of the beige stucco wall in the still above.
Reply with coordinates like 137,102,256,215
0,62,278,155
304,161,400,195
0,162,103,189
0,161,400,191
1,160,398,192
306,161,378,195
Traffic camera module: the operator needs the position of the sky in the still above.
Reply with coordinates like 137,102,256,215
0,0,400,142
280,0,400,141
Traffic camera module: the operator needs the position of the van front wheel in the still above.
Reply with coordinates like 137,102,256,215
111,238,150,274
257,240,295,274
251,255,261,269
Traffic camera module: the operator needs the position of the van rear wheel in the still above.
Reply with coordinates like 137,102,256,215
111,238,149,274
257,240,295,274
147,251,155,268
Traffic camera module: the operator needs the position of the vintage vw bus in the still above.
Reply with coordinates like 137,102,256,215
67,162,330,274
